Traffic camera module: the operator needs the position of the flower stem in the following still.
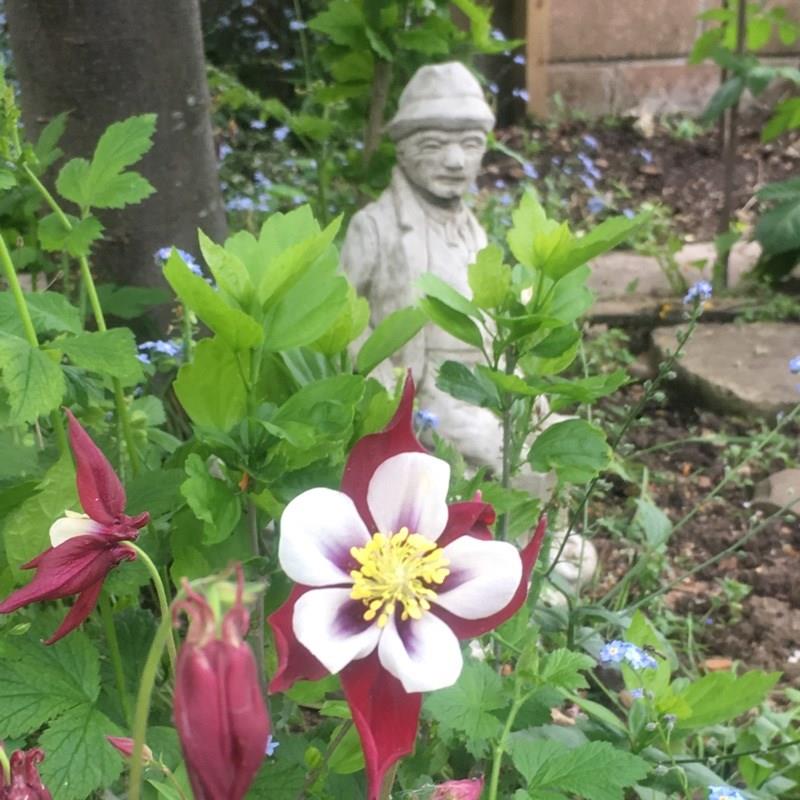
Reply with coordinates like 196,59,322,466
0,229,67,454
247,499,267,691
0,744,10,785
122,542,177,671
128,615,172,800
21,163,141,475
99,592,132,725
487,683,528,800
378,762,399,800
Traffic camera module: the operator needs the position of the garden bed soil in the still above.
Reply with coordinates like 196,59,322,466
487,108,800,241
590,383,800,686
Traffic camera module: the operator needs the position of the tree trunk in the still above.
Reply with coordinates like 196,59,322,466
5,0,226,305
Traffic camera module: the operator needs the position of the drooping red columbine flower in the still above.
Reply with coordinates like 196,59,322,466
431,776,484,799
0,748,52,800
173,567,271,800
269,375,547,800
0,410,149,644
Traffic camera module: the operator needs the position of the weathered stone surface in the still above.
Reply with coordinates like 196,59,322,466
652,322,800,418
753,469,800,514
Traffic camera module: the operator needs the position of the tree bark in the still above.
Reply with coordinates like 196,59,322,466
6,0,226,304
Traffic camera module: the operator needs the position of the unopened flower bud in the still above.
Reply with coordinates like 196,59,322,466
432,776,484,799
173,566,270,800
106,736,153,765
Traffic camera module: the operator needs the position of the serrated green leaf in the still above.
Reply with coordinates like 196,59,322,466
0,626,99,737
0,336,65,423
355,307,426,376
755,198,800,255
174,336,248,431
510,739,649,800
164,250,263,350
88,170,155,209
468,244,511,308
181,453,242,545
55,328,143,385
424,661,507,756
0,453,75,574
436,361,501,410
38,208,102,257
33,112,67,169
527,419,610,484
538,649,594,691
55,158,92,208
0,291,81,337
94,283,170,320
39,705,123,800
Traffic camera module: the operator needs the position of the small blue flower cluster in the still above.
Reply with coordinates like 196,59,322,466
137,339,182,364
414,409,439,432
683,280,713,306
599,640,658,669
265,735,279,757
708,786,746,800
789,355,800,374
154,247,203,277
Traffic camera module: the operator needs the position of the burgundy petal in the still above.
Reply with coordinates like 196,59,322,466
435,515,547,639
437,497,495,548
267,585,329,693
0,536,126,612
341,374,423,531
43,578,106,645
340,653,422,800
66,409,126,525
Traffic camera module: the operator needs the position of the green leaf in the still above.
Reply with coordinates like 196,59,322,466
756,176,800,202
181,453,242,545
38,213,104,257
674,670,780,730
527,419,610,484
0,291,81,337
566,213,646,271
763,96,800,142
39,705,123,800
417,273,481,318
0,625,99,737
311,283,369,356
308,0,366,48
0,169,16,190
0,453,75,574
197,230,254,305
526,325,580,376
0,336,65,423
424,661,507,756
355,307,426,375
755,198,800,255
419,296,483,349
395,28,450,54
633,497,672,549
538,649,595,691
55,158,91,208
174,336,248,431
468,244,511,309
94,283,170,319
510,739,649,800
328,721,366,774
164,250,263,350
55,328,143,386
436,361,501,410
33,112,68,169
699,76,744,124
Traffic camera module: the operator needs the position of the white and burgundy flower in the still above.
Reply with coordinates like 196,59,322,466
269,376,546,800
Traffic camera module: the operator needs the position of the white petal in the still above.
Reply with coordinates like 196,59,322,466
279,488,370,586
293,588,381,674
434,538,522,619
49,512,102,548
367,452,450,541
378,613,463,693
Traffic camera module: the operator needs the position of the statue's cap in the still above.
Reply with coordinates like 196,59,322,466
385,62,495,141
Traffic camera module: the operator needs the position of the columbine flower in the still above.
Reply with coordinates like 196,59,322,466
0,748,52,800
432,776,484,799
0,411,148,643
106,736,153,765
708,786,746,800
269,376,547,800
173,567,271,800
683,280,713,305
789,355,800,374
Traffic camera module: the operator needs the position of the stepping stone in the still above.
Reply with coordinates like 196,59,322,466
753,469,800,514
651,321,800,418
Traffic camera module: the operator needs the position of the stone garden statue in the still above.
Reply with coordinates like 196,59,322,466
341,62,596,593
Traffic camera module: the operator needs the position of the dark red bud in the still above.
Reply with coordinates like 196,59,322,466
431,776,484,799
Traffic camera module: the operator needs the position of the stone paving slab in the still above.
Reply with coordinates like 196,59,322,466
652,322,800,418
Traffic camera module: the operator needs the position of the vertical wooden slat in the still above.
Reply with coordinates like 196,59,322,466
526,0,552,116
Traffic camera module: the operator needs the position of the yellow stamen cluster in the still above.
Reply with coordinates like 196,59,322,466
350,527,450,628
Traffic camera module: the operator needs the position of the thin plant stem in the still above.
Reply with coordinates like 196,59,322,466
295,721,354,800
128,615,172,800
0,745,9,784
99,593,132,726
487,682,528,800
247,499,266,692
379,762,399,800
121,542,178,671
0,230,67,454
21,163,141,475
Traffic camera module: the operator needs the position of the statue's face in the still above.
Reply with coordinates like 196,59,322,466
396,129,487,201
